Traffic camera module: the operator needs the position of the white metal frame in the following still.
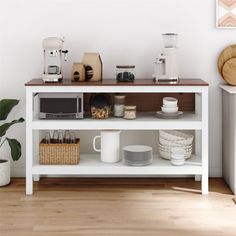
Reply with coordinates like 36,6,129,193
26,84,209,195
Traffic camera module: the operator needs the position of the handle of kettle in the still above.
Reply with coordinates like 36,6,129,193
93,136,101,152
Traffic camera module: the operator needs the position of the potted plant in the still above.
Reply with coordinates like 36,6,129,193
0,99,24,186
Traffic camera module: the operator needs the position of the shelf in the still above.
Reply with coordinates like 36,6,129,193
32,154,202,176
31,112,202,130
26,79,209,195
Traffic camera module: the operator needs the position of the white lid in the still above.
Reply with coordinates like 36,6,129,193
42,37,64,50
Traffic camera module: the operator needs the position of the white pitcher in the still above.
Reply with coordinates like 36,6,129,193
93,130,121,163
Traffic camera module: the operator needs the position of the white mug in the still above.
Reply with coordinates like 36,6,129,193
93,130,121,163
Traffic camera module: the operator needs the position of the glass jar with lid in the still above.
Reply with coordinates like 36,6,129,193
162,33,178,48
114,95,126,117
116,65,135,82
124,105,136,120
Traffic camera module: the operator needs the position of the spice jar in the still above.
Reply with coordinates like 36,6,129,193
116,65,135,82
114,95,125,117
124,105,136,120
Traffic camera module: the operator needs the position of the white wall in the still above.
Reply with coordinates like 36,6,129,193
0,0,232,177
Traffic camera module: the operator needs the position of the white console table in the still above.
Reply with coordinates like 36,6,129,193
221,85,236,194
25,79,209,195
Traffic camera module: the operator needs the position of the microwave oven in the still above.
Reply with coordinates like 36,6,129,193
38,93,84,119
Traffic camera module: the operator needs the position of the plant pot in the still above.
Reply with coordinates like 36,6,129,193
0,159,10,186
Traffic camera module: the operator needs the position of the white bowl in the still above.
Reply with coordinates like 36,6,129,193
171,155,185,161
171,147,186,155
159,130,194,145
159,137,187,147
161,106,178,113
163,97,178,107
158,143,192,160
171,158,185,163
171,160,185,166
163,104,178,108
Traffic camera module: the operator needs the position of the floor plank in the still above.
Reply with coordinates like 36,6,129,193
0,178,235,236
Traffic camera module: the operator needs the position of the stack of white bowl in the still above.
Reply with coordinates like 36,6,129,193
161,97,178,114
158,130,193,160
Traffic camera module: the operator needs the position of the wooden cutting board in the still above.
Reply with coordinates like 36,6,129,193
218,44,236,76
222,58,236,85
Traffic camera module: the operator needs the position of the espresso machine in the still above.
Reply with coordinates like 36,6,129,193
42,37,68,82
153,33,179,82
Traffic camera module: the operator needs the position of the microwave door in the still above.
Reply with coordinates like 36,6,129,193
40,98,77,119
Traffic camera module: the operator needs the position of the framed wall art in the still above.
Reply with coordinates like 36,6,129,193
216,0,236,28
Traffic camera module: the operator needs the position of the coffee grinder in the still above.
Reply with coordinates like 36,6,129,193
42,37,68,82
153,33,179,82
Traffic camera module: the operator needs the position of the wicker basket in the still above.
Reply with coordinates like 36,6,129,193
39,139,80,165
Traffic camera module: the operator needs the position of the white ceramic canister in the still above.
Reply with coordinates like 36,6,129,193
93,130,121,163
0,159,10,186
114,95,125,117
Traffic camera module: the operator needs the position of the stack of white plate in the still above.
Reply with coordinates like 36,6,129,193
123,145,153,166
158,130,194,160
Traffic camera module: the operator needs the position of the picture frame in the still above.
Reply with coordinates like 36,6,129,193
216,0,236,28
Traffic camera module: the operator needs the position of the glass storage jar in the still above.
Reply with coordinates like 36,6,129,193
162,33,178,48
114,95,126,117
124,105,136,120
90,94,110,119
116,65,135,82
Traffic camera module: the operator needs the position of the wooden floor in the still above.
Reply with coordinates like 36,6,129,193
0,178,236,236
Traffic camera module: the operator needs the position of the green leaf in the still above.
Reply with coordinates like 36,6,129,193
6,138,22,161
0,118,24,137
0,99,19,120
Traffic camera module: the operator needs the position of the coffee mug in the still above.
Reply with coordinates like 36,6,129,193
93,130,121,163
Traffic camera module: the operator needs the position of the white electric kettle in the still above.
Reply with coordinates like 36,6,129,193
93,130,121,163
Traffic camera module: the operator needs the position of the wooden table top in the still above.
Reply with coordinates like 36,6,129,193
25,78,209,86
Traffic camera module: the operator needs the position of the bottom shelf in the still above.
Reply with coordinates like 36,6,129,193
32,155,202,176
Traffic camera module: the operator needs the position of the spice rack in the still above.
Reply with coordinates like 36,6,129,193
25,79,208,195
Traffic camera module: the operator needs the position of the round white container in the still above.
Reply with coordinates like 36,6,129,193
114,95,125,117
0,159,10,186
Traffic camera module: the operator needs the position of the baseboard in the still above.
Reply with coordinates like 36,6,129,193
209,167,222,178
11,167,25,178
